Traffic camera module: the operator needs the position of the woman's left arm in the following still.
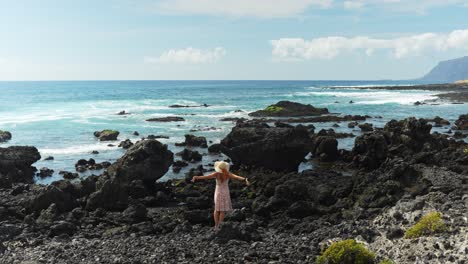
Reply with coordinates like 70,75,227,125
229,173,250,185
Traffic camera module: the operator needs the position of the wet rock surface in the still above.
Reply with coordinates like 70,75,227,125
249,101,329,117
0,130,12,142
220,120,312,171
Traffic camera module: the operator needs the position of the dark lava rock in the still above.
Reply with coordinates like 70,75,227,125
249,101,329,117
427,116,450,126
107,139,174,185
147,135,169,139
37,167,54,178
169,104,209,108
0,146,41,188
122,203,147,223
117,110,129,115
176,148,202,162
94,130,120,141
274,122,294,128
183,134,208,148
348,121,358,128
212,222,260,244
208,143,223,153
316,129,355,138
44,156,54,161
358,123,374,132
0,130,12,142
49,221,77,237
220,120,312,172
133,131,139,136
146,116,185,122
91,150,99,154
352,133,389,170
220,117,247,122
87,140,173,210
118,139,134,149
59,171,79,180
312,136,339,161
454,114,468,130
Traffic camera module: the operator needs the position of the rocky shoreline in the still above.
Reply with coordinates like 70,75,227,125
1,101,467,263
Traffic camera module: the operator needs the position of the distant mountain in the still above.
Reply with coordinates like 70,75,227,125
421,56,468,83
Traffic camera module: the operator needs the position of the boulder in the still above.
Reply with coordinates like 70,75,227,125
37,167,54,178
118,139,134,149
312,136,339,161
0,130,12,142
358,123,373,132
208,143,223,153
87,140,173,210
183,134,208,148
352,133,389,170
122,203,147,223
94,130,119,141
220,120,312,172
249,101,329,117
107,139,174,185
0,146,41,188
176,149,202,162
455,114,468,130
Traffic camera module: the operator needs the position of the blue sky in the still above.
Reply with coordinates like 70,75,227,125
1,0,468,80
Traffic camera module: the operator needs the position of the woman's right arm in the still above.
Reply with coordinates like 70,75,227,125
191,172,217,182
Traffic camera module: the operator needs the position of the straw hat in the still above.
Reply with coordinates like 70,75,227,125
214,161,230,173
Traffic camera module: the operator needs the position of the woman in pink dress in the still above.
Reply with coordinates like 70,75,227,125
191,161,250,231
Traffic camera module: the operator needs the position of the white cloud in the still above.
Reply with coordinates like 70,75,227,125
152,0,333,18
343,1,365,9
341,0,467,13
145,47,226,64
271,29,468,60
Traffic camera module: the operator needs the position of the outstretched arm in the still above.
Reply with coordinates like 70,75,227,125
229,173,250,186
191,172,217,182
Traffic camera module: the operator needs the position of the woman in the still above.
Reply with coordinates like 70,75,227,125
191,161,250,231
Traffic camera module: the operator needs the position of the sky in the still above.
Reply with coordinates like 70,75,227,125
1,0,468,80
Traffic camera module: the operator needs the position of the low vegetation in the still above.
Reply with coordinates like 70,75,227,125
264,105,283,113
405,211,446,239
317,239,375,264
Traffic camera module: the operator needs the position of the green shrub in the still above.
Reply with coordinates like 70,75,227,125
317,239,375,264
405,211,445,239
464,147,468,154
264,105,283,113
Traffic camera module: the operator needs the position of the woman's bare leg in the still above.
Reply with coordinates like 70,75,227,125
219,211,225,226
213,210,219,230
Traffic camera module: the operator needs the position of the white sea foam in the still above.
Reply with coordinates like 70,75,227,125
290,89,439,105
40,143,118,155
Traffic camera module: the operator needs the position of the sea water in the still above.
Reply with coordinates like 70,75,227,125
1,80,466,184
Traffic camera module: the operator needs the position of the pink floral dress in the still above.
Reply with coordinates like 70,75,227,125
214,174,233,212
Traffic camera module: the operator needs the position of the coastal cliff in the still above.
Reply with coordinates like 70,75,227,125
421,56,468,83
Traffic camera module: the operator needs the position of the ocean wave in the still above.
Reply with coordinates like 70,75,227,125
40,143,119,155
288,89,438,105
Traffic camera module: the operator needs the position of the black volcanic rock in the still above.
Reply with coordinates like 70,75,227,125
86,140,174,211
183,134,208,148
146,116,185,122
249,101,329,117
312,136,338,161
176,148,202,162
455,114,468,130
107,140,174,185
352,133,389,170
220,120,312,172
94,130,119,141
0,146,41,188
0,130,12,142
